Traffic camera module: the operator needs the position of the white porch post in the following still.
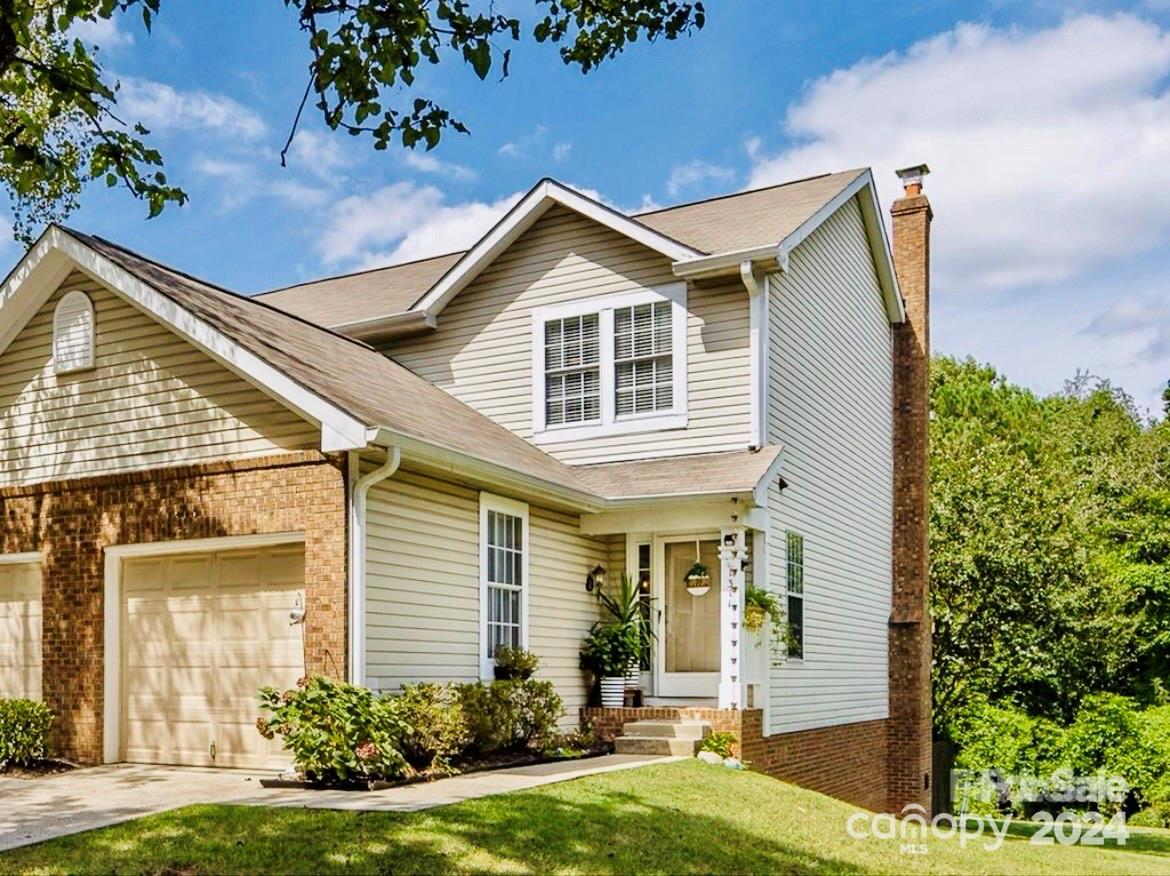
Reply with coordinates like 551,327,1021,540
718,526,748,709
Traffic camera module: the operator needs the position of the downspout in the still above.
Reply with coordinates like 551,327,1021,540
740,260,769,450
347,446,401,687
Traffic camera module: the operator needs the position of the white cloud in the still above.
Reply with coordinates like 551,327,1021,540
1084,295,1170,362
666,160,735,197
192,155,328,211
402,150,477,181
70,16,134,50
285,130,348,183
119,78,267,140
747,14,1170,292
319,183,523,266
553,141,573,163
498,125,548,159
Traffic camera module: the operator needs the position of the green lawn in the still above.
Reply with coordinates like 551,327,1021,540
3,760,1169,875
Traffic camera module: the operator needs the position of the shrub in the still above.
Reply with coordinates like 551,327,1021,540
1129,804,1170,829
393,683,470,773
698,731,737,759
493,645,540,680
257,676,409,783
580,623,641,677
0,699,52,768
457,679,563,754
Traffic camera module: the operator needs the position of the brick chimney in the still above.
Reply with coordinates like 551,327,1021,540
887,163,932,814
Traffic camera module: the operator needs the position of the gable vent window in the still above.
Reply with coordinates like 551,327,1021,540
53,290,95,374
532,284,688,444
615,301,673,416
544,313,600,425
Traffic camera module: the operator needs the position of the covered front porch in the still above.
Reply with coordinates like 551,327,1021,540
580,500,775,714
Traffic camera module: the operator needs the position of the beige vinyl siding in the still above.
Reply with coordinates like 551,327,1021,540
364,469,606,720
0,273,317,486
386,207,752,464
765,196,893,734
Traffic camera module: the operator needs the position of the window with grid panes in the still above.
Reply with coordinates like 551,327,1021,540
485,510,524,659
614,301,673,416
786,531,804,659
544,313,600,425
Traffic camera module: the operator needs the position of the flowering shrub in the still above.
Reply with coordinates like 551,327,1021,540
257,676,409,782
0,699,52,768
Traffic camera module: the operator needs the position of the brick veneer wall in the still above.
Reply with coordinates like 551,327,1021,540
583,707,888,812
0,451,347,763
888,181,933,813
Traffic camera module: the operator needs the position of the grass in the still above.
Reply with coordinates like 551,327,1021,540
2,760,1170,875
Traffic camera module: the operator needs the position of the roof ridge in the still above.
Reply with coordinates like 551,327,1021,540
633,168,867,218
258,248,467,298
62,226,385,357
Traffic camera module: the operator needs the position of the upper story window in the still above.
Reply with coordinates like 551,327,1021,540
544,313,600,425
53,290,95,374
614,302,673,417
532,284,688,444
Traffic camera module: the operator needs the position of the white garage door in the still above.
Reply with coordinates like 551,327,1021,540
0,560,41,700
121,543,305,769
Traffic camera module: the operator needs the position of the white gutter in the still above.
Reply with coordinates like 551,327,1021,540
347,446,401,687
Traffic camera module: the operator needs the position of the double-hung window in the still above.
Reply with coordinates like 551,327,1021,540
479,493,529,679
533,284,687,442
785,531,805,660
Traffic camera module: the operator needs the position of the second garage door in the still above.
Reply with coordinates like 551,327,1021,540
121,542,306,770
0,560,41,699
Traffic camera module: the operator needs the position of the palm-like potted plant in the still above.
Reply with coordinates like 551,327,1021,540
685,562,711,597
582,573,655,706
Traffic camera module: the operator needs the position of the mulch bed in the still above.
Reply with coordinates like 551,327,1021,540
261,742,613,792
0,759,78,779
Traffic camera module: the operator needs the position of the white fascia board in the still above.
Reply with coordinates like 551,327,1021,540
0,229,76,359
48,228,370,450
855,176,907,324
672,244,779,280
412,179,703,320
581,502,768,536
751,445,786,508
371,428,604,513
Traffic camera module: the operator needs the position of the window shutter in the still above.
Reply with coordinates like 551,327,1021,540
53,291,95,374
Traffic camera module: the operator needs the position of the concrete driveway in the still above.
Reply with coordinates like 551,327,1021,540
0,754,669,851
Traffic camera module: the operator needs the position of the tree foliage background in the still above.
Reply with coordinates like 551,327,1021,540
0,1,704,241
932,356,1170,814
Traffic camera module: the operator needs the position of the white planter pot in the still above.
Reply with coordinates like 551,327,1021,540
600,676,626,708
686,585,710,597
624,662,640,688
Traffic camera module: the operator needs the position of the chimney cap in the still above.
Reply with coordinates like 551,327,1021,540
896,164,930,194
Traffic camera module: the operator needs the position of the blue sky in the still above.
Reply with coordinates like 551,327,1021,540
16,0,1170,412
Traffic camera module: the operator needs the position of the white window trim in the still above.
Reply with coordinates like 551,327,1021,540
479,491,531,680
531,283,688,444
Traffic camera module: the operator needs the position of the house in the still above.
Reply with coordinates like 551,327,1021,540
0,165,932,813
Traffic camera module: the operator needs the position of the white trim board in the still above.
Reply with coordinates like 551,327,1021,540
412,179,702,321
0,552,42,565
0,226,369,452
478,491,531,681
530,283,689,445
101,531,305,764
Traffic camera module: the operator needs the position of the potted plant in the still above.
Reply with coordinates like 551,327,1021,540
493,645,539,680
684,562,711,597
595,573,655,687
580,623,641,707
744,585,781,633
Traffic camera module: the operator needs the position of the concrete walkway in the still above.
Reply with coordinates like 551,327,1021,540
0,754,671,851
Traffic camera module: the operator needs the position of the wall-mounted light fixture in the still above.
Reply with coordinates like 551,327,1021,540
585,564,606,593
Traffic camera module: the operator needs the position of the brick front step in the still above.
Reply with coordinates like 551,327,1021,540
620,720,711,740
614,735,702,756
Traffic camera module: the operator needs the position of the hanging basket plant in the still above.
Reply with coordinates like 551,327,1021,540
684,561,711,597
744,585,783,634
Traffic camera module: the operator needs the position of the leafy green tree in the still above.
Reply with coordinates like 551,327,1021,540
930,357,1170,732
0,1,706,240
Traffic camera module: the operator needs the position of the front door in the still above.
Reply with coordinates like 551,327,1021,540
654,535,720,698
